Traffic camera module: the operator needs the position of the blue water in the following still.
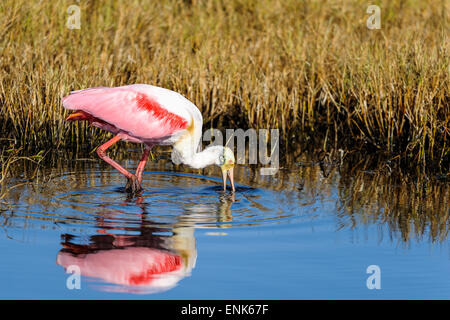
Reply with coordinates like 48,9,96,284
0,160,449,299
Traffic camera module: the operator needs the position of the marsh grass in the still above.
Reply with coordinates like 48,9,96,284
0,0,448,172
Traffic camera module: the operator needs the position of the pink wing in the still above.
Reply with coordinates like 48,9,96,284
62,86,189,140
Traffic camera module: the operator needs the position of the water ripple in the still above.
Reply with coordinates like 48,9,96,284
3,169,311,233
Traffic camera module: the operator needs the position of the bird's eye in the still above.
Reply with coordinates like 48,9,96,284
219,155,225,163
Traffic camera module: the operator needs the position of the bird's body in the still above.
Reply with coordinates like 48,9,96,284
63,84,235,193
63,84,202,147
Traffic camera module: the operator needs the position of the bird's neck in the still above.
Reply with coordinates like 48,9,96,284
173,142,222,169
171,119,222,169
189,146,223,169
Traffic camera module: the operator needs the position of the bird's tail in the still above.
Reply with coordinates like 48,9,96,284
65,110,92,121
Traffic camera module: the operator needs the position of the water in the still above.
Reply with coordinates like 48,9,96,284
0,154,449,299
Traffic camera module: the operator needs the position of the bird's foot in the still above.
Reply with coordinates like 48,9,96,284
125,175,143,196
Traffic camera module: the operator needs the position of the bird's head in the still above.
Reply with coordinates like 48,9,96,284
216,147,235,192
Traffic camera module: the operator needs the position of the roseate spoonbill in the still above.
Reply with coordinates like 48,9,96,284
57,207,197,293
57,245,186,293
63,84,235,194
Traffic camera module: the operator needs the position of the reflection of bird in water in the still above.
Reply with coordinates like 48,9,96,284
56,198,197,294
56,193,237,294
63,84,236,194
180,192,236,228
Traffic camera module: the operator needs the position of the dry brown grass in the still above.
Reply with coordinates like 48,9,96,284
0,0,448,171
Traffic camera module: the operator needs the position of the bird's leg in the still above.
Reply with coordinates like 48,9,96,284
136,146,151,184
96,135,142,195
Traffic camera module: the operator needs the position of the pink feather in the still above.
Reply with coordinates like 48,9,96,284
62,85,190,142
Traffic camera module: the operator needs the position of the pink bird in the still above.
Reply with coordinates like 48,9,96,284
57,246,187,294
63,84,235,194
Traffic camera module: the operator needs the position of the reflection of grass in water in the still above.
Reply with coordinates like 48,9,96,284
337,167,449,243
300,153,449,244
0,151,448,244
273,152,449,243
0,146,46,207
0,0,448,171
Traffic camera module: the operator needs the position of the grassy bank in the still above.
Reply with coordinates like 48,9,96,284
0,0,448,172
